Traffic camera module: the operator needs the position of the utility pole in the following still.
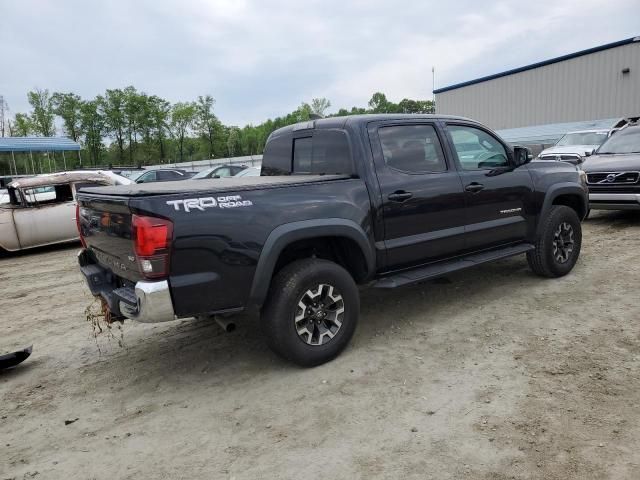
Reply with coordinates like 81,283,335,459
0,95,7,137
431,67,436,114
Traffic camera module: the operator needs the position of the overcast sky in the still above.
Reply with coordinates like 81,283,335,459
1,0,639,126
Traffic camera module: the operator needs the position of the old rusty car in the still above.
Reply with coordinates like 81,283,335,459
0,171,131,252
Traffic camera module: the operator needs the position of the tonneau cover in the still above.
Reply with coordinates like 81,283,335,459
78,174,351,197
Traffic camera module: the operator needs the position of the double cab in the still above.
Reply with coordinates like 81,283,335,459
76,115,588,366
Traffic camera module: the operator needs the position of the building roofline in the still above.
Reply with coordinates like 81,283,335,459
433,36,640,94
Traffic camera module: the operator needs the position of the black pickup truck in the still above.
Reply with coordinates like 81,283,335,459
77,114,588,366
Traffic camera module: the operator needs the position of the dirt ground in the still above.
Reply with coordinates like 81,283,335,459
1,211,640,480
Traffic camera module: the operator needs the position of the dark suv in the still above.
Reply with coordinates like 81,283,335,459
582,123,640,211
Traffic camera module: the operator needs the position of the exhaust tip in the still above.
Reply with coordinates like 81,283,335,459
215,316,236,333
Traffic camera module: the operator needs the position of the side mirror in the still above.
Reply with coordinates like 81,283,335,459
584,150,592,157
213,175,220,179
513,146,532,166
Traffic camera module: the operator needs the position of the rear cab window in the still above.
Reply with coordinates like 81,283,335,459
262,130,353,176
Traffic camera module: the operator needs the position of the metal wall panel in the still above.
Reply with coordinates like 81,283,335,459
435,43,640,130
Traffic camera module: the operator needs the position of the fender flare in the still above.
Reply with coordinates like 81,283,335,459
248,218,375,306
537,183,588,235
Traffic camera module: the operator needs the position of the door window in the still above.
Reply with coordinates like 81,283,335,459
448,125,509,170
213,167,232,177
378,125,446,173
157,170,183,181
137,171,156,183
22,184,73,205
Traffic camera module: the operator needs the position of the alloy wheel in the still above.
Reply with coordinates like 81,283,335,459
552,222,574,264
294,284,345,346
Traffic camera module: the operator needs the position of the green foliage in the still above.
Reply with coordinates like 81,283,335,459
170,101,197,162
80,99,105,165
51,92,82,141
195,95,218,159
12,113,33,136
101,88,127,161
310,97,331,117
4,89,435,171
27,88,56,136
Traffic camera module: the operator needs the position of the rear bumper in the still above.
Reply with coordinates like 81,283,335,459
78,250,177,323
589,193,640,210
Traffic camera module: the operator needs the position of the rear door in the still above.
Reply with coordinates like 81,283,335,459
368,120,467,270
443,122,535,252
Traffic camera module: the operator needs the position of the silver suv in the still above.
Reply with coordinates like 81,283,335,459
538,129,610,165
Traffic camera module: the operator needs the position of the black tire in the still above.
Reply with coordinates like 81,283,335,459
261,258,360,367
527,205,582,278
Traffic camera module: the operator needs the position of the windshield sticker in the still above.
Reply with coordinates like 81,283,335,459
166,195,253,213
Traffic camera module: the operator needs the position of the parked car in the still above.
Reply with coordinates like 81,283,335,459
76,114,587,366
582,123,640,211
135,169,196,183
537,129,610,165
233,166,261,177
192,164,248,179
0,171,130,252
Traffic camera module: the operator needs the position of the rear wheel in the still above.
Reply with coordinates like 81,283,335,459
527,205,582,278
261,258,359,367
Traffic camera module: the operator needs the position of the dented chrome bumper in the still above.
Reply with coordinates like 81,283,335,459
78,249,177,323
118,280,176,323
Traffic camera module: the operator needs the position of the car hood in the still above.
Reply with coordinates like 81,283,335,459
539,145,598,157
581,153,640,173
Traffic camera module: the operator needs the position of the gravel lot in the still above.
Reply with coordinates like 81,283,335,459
2,211,640,480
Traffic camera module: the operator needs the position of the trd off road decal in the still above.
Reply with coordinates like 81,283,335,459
166,195,253,213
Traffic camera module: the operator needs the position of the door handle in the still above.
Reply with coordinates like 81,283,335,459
388,191,413,202
465,182,484,193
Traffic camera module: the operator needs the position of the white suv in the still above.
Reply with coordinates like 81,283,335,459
538,129,610,165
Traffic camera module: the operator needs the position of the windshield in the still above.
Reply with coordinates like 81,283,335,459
556,132,608,146
192,167,215,179
597,127,640,154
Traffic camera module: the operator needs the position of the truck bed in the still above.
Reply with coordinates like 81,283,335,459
79,174,351,197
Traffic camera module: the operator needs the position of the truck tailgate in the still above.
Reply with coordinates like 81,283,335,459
77,195,144,283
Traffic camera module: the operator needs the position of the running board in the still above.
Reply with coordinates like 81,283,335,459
373,243,535,289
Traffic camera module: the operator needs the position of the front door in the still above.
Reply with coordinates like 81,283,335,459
12,185,77,248
368,121,467,271
444,123,535,252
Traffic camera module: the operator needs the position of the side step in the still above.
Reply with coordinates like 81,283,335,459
373,243,534,289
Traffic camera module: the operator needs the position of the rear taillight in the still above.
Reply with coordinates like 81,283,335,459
132,215,173,278
75,203,87,248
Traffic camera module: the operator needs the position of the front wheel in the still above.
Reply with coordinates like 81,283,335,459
261,259,360,367
527,205,582,278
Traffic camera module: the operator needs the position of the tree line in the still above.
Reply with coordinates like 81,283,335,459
0,88,434,175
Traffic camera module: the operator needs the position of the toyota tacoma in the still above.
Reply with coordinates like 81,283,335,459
76,114,588,366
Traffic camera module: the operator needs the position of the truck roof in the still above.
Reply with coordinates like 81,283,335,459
9,171,123,189
269,114,474,139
